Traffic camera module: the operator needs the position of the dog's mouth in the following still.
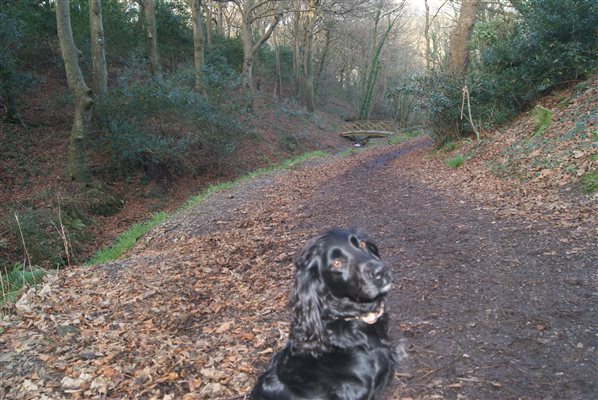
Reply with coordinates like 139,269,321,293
380,281,392,294
344,301,385,324
360,302,385,324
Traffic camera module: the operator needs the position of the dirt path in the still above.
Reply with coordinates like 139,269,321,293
1,139,596,399
293,140,597,400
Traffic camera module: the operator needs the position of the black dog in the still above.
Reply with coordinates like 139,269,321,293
250,228,395,400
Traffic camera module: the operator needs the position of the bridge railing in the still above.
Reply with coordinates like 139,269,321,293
340,120,396,144
341,120,397,134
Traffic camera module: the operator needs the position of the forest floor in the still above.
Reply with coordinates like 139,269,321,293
1,80,597,399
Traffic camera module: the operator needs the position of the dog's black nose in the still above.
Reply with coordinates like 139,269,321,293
368,261,391,286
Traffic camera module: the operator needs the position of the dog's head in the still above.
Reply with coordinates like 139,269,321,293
289,229,392,355
316,229,391,302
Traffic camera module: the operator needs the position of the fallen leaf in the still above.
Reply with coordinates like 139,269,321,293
215,321,233,334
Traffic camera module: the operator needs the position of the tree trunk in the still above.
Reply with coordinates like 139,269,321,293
205,0,212,50
240,10,253,90
302,0,317,112
424,0,431,71
56,0,94,183
360,7,380,100
240,0,283,91
143,0,161,77
315,27,330,88
89,0,107,101
292,0,302,96
447,0,480,76
359,11,399,120
273,32,282,98
190,0,204,91
217,1,223,35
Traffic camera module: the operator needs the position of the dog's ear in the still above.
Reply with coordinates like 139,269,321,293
288,236,329,356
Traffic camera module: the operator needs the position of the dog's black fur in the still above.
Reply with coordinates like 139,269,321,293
250,228,395,400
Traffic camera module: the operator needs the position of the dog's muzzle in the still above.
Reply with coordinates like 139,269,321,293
366,261,392,294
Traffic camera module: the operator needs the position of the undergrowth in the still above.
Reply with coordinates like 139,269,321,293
1,207,90,271
447,155,465,168
0,264,46,305
86,212,169,265
92,65,247,180
581,170,598,193
388,127,425,145
533,106,553,137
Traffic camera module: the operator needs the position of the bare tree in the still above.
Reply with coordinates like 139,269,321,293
315,25,331,85
56,0,94,182
424,0,449,71
300,0,318,111
290,0,371,110
447,0,480,75
291,0,302,93
272,30,283,97
235,0,284,91
358,1,406,119
216,1,224,35
142,0,161,77
89,0,107,101
205,0,213,50
190,0,204,91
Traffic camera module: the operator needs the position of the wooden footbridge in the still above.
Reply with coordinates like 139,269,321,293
340,120,396,145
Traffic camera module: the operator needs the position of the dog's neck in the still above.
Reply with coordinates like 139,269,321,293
342,302,385,324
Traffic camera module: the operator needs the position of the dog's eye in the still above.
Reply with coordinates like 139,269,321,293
332,259,343,269
359,240,367,249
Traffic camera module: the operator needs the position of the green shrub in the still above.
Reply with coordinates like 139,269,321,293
446,155,464,168
442,141,457,152
5,207,89,269
202,59,243,90
0,12,37,122
66,0,143,65
387,134,412,145
390,72,463,143
93,70,247,178
533,106,553,136
581,170,598,193
3,1,56,70
473,0,597,122
207,34,244,73
279,134,301,152
1,264,46,304
155,0,192,70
